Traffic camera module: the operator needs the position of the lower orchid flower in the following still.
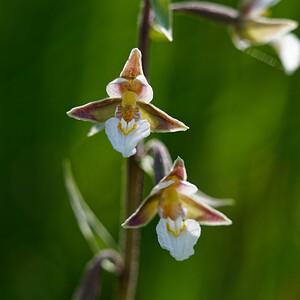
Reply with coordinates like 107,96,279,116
122,157,232,261
67,48,188,157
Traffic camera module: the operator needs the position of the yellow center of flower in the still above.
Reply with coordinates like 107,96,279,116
123,106,135,123
166,220,186,237
122,91,136,108
160,188,182,220
261,9,271,17
118,121,137,136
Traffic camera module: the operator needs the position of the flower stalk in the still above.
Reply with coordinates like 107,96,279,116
145,139,172,184
117,151,144,300
73,250,123,300
172,1,239,25
139,0,152,78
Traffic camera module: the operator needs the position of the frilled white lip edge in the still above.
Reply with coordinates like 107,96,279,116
156,217,201,261
105,117,150,157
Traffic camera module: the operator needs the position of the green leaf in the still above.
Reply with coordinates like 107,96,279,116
150,0,173,41
150,22,170,42
63,159,119,254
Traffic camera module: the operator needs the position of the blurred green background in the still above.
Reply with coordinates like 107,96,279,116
2,0,300,299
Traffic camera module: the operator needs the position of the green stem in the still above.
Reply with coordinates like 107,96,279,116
138,0,151,78
117,152,144,300
73,250,123,300
117,1,151,299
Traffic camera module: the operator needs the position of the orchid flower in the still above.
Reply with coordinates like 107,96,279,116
122,157,232,261
67,48,188,157
230,0,300,74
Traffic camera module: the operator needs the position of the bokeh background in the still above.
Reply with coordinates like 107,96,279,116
2,0,300,299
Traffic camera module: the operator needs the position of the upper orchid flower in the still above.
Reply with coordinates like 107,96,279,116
67,48,188,157
122,157,232,261
230,0,300,74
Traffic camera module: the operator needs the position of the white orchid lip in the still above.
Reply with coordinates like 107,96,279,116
166,217,186,237
104,83,153,157
105,117,150,157
156,217,201,261
118,119,137,135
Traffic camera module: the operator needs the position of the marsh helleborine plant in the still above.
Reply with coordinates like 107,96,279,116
64,0,300,298
231,0,300,74
67,48,188,157
123,157,232,261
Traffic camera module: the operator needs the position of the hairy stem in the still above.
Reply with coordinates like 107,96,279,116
117,1,151,300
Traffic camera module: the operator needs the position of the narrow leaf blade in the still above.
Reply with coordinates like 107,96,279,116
63,159,118,254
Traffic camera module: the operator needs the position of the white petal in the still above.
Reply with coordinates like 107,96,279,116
177,180,198,195
156,217,201,261
152,180,174,191
132,75,153,103
240,0,280,18
106,78,130,98
105,117,150,157
153,179,198,197
271,33,300,75
236,18,297,46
